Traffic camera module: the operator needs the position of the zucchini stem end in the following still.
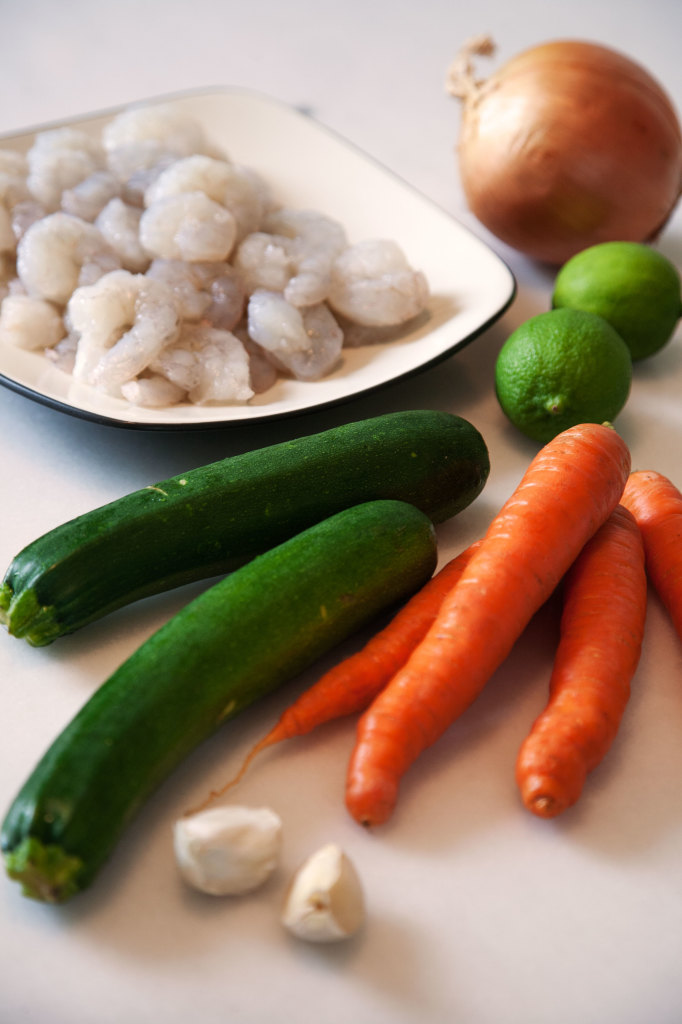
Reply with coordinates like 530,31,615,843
4,837,84,903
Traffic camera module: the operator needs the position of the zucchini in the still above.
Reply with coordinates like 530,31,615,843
1,499,437,903
0,409,488,646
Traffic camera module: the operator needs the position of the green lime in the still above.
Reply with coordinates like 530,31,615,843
495,308,632,443
552,241,682,360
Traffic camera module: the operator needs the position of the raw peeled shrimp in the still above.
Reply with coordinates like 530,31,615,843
327,238,429,327
95,198,150,272
139,192,237,262
0,254,13,300
238,329,280,394
45,331,78,374
61,170,121,222
0,151,28,177
262,208,347,307
0,169,31,253
145,155,271,240
220,164,273,240
16,212,120,304
0,152,45,248
26,128,106,211
144,154,234,207
233,231,294,294
120,155,177,208
0,171,31,253
67,269,180,394
120,373,186,408
0,293,65,350
103,105,224,188
146,259,245,330
10,200,45,244
0,207,15,255
103,104,216,162
247,288,343,381
282,301,344,380
149,323,253,404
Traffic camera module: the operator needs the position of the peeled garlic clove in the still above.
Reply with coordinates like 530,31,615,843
173,805,282,895
281,843,365,942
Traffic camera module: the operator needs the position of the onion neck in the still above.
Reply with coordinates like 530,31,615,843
445,34,496,102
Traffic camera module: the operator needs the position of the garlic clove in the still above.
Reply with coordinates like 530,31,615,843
173,805,282,896
281,843,365,942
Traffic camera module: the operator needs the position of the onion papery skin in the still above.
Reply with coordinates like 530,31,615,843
457,40,682,264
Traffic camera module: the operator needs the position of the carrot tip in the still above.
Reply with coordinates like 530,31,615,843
526,794,562,819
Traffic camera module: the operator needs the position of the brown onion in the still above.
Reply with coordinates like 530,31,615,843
446,36,682,264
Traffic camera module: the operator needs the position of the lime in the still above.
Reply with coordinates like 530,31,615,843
552,241,682,360
495,308,632,443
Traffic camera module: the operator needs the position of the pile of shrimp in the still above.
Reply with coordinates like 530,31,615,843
0,103,430,407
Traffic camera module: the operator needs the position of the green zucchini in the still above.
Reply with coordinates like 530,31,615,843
0,409,488,647
1,499,437,903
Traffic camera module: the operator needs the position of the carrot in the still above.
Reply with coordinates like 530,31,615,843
192,542,480,810
345,422,631,827
515,504,647,818
620,469,682,639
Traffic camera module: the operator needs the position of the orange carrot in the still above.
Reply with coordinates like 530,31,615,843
345,422,631,827
620,469,682,639
193,543,480,809
515,504,647,818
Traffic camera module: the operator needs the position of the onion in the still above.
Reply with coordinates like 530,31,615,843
446,36,682,264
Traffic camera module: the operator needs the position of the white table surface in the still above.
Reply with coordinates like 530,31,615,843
1,3,682,1023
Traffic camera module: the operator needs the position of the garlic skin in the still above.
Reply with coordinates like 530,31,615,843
173,805,282,895
281,843,365,942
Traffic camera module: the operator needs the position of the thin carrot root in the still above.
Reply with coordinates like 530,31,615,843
345,423,632,828
182,733,280,816
516,504,647,818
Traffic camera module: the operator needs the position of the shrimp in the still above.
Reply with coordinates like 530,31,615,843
149,323,253,404
44,331,78,374
0,293,65,350
232,231,294,294
103,104,223,188
146,259,245,330
328,239,429,327
95,198,150,272
26,128,106,211
67,269,180,394
139,192,237,262
120,373,187,408
144,154,233,207
16,212,121,304
220,164,273,240
0,151,28,177
282,301,343,380
119,155,177,208
238,329,280,394
0,170,31,254
247,289,343,381
10,200,46,244
103,104,216,162
61,170,121,222
0,254,14,301
198,263,246,331
262,208,347,307
145,155,271,241
0,207,15,256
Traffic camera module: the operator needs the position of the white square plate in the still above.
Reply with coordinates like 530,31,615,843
0,88,515,429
